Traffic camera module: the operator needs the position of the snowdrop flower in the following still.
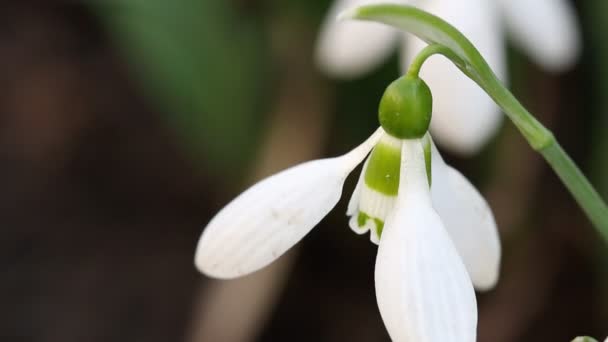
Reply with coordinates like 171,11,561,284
195,75,501,341
316,0,580,154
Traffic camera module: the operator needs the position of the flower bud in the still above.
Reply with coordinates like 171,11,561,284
379,76,432,139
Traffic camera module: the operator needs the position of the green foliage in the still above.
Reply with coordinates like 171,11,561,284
583,0,608,198
91,0,267,177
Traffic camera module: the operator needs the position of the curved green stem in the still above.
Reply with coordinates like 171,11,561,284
409,48,608,235
350,4,608,241
406,44,463,78
482,72,608,238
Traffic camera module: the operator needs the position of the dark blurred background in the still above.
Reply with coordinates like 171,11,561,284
1,1,606,341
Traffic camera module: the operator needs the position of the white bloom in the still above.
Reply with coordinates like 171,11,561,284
316,0,580,154
195,127,501,341
347,133,500,290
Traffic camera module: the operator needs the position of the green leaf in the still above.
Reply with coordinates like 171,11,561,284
91,0,267,176
341,5,491,82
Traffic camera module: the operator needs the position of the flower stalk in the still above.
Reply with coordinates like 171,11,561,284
346,4,608,242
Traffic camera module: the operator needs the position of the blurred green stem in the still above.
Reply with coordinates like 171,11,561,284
584,1,608,199
481,68,608,241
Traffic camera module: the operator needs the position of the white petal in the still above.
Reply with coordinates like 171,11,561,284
401,0,506,154
430,142,501,291
498,0,581,71
349,183,398,244
375,139,477,342
347,157,384,243
347,157,383,242
316,0,412,78
195,128,384,279
347,134,402,244
347,157,369,216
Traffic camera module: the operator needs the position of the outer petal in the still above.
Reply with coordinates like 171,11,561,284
375,139,477,342
401,0,506,154
316,0,411,78
195,128,384,279
430,141,501,291
498,0,580,71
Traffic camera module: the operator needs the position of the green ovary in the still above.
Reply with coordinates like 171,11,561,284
378,76,433,139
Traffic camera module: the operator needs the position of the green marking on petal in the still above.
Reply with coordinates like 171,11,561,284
374,218,384,238
357,211,369,227
423,137,432,187
364,139,401,196
357,211,385,239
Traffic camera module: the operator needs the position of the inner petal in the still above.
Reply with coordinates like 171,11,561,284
364,134,402,195
348,134,403,244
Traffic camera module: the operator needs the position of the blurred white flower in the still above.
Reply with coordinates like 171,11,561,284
316,0,581,154
195,126,501,340
571,337,608,342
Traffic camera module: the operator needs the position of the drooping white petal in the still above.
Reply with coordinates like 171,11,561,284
430,141,501,291
401,0,506,154
316,0,412,78
195,128,384,279
375,139,477,342
498,0,581,71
